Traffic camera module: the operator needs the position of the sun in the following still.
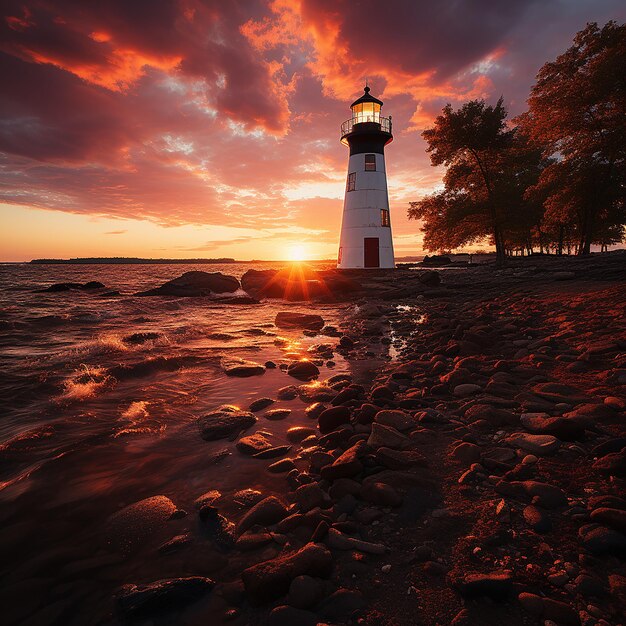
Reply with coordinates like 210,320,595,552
286,244,307,262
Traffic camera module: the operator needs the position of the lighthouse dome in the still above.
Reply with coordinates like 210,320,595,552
349,85,384,126
350,85,383,108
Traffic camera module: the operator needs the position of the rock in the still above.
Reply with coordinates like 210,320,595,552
106,496,177,550
233,489,264,508
509,481,568,509
265,408,292,420
367,423,408,449
235,532,273,551
326,528,386,554
288,575,322,609
417,270,441,287
277,385,299,400
194,490,221,509
157,534,193,554
375,447,427,470
288,361,320,381
605,396,626,411
579,524,626,556
236,433,272,455
267,606,319,626
520,413,586,440
37,280,107,293
518,592,579,625
371,385,394,400
222,358,265,377
590,507,626,533
523,505,552,533
253,445,292,459
198,406,257,441
456,571,513,600
318,588,365,622
242,543,332,604
452,442,481,464
564,403,615,420
465,404,518,426
268,458,297,473
286,427,316,443
275,312,325,331
608,573,626,603
294,483,327,512
318,406,351,434
505,432,560,456
360,481,402,507
374,409,414,431
117,577,214,618
249,397,275,412
320,441,366,480
135,271,239,296
199,506,236,550
305,402,326,420
236,496,289,535
453,383,482,398
593,450,626,477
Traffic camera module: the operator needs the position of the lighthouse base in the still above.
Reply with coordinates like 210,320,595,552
337,232,395,269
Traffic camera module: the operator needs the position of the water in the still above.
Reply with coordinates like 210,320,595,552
0,262,395,625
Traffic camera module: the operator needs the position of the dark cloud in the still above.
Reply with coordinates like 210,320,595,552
0,0,624,248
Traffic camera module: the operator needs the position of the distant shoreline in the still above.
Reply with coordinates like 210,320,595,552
27,257,337,265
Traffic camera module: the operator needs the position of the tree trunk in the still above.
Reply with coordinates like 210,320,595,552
557,226,564,256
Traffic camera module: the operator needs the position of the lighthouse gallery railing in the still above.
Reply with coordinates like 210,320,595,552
340,115,392,137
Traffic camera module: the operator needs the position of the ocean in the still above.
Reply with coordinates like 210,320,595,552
0,262,394,624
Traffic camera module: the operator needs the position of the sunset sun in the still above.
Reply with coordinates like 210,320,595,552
286,244,307,261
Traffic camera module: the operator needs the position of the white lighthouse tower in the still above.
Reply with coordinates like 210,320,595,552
337,85,395,269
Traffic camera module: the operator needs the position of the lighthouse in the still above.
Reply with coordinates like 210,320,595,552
337,85,395,269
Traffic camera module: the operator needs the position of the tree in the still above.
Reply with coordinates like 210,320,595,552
410,101,547,262
413,98,513,264
521,21,626,254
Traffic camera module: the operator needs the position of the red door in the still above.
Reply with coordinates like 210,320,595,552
364,237,380,268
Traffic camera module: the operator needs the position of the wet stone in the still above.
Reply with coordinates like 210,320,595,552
117,577,215,618
236,433,272,455
222,358,265,377
198,406,257,441
523,505,552,533
242,543,332,604
265,408,292,421
249,397,275,412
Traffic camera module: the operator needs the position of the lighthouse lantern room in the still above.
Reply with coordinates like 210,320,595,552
338,85,395,269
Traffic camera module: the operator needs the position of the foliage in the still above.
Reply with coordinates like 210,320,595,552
410,21,626,257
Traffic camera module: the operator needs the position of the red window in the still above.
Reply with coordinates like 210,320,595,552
381,209,390,227
346,172,356,191
365,154,376,171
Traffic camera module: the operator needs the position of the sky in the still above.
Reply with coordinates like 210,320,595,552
1,0,624,262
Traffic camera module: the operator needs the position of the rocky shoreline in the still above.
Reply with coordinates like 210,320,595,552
21,252,626,625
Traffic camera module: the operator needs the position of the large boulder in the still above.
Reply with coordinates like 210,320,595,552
275,312,325,331
287,361,320,381
136,271,240,296
242,266,360,302
198,405,257,441
36,281,106,293
106,496,178,551
242,543,333,604
236,496,289,535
